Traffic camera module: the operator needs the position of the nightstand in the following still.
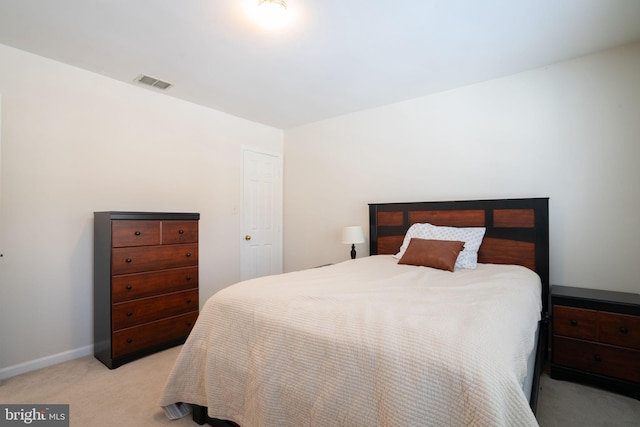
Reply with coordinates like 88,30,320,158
550,285,640,399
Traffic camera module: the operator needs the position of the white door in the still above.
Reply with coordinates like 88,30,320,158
240,148,283,281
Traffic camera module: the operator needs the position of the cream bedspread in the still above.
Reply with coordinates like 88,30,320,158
159,255,541,426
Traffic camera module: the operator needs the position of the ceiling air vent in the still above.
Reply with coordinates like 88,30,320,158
134,74,173,90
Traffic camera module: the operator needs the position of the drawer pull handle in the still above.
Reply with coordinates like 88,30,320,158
135,231,141,236
570,320,578,326
620,327,628,334
594,355,602,362
186,299,192,304
186,253,192,257
186,276,192,281
126,258,132,263
127,312,133,317
186,322,192,326
126,284,132,290
179,229,184,234
126,338,133,344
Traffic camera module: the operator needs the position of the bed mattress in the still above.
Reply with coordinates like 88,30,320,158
160,255,542,426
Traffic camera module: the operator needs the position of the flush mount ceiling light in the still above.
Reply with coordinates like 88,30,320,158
256,0,289,30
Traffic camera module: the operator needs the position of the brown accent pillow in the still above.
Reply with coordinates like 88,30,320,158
397,238,465,271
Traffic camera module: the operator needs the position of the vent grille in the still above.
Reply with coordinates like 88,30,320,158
134,74,173,90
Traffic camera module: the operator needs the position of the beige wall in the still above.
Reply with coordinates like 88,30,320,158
2,40,639,379
0,44,283,377
284,43,640,296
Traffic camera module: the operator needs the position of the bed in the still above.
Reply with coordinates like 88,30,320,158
159,197,550,426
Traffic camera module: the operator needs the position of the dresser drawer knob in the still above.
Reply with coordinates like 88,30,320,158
179,229,184,234
186,299,192,304
127,312,133,317
594,355,602,362
186,253,192,257
186,276,192,281
135,231,141,236
570,320,578,326
620,326,628,334
186,321,193,327
126,258,132,263
126,284,133,290
126,338,133,344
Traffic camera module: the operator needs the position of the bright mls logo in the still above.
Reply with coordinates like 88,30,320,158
0,405,69,426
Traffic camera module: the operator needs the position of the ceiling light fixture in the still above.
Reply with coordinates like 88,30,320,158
256,0,289,30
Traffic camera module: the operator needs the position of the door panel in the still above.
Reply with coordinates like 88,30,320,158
241,149,282,280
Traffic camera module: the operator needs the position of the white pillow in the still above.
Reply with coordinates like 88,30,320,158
394,223,486,269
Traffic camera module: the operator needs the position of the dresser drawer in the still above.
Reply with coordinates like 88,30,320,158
162,220,198,244
598,311,640,350
112,243,198,275
553,336,640,383
112,267,198,303
112,312,198,358
112,289,199,330
112,220,161,247
553,305,597,340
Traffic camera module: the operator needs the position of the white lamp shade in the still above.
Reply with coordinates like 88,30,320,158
341,226,365,244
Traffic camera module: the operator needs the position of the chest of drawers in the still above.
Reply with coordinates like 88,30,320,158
550,285,640,399
94,212,200,368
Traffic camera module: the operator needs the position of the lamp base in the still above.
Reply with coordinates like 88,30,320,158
350,244,356,259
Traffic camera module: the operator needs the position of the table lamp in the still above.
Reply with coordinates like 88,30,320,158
341,226,365,259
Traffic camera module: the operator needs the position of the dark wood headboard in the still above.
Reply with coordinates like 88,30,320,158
369,198,549,312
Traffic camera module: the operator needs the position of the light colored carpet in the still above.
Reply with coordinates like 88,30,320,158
0,346,192,427
1,346,639,426
536,369,640,427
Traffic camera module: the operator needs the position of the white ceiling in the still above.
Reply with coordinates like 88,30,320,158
1,0,640,129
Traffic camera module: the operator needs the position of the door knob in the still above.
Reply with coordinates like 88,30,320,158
245,235,252,240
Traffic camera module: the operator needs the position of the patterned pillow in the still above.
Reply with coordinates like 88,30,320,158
394,223,486,269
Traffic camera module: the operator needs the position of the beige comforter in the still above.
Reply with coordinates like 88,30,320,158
159,255,541,426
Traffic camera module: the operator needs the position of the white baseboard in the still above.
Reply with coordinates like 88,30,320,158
0,345,94,380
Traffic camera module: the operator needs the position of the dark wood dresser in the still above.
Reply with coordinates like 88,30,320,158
94,211,200,368
550,285,640,399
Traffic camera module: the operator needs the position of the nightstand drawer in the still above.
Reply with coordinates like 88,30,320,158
553,305,597,340
598,311,640,350
553,336,640,383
